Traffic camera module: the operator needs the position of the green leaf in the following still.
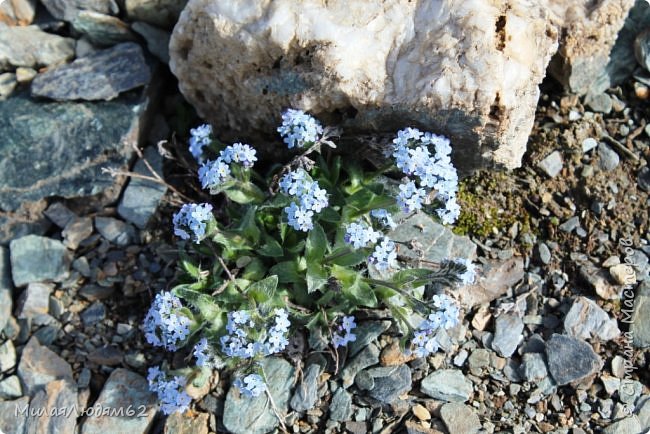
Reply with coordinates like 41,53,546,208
306,263,328,293
181,259,201,279
245,275,278,303
241,257,267,281
222,181,266,204
318,207,340,223
173,286,221,321
237,206,261,244
269,261,304,284
390,268,437,289
258,236,284,257
305,223,328,262
326,247,367,267
345,278,378,307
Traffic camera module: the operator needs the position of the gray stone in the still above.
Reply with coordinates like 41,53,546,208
0,0,37,26
598,143,620,171
32,43,150,101
585,93,613,114
631,281,650,348
537,243,551,264
0,375,22,399
0,25,75,70
329,387,352,422
521,353,548,383
18,337,74,395
81,368,158,434
440,402,481,434
458,257,524,308
33,324,60,345
538,151,563,178
491,313,523,357
388,211,476,264
44,203,77,228
62,217,94,250
602,415,642,434
125,0,188,29
365,364,411,404
545,334,602,386
222,357,295,434
290,358,324,411
0,397,29,434
40,0,119,21
88,345,123,365
10,235,69,287
620,379,644,405
79,284,115,301
0,89,154,211
636,396,650,430
0,72,16,99
26,379,78,434
638,167,650,192
468,348,490,375
579,263,618,300
341,343,379,388
81,301,106,326
95,216,136,246
581,137,598,153
132,21,171,64
559,216,579,233
15,67,37,84
564,296,620,341
72,11,137,47
420,369,472,402
0,340,16,372
15,282,53,320
0,247,12,333
118,146,167,228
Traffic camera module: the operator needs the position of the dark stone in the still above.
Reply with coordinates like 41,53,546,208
638,166,650,192
71,11,137,47
545,334,602,386
81,301,106,325
40,0,119,21
329,387,352,422
32,43,150,101
0,88,154,211
88,345,123,365
290,358,324,412
365,364,412,404
125,0,188,30
132,21,170,64
79,284,115,301
94,216,136,246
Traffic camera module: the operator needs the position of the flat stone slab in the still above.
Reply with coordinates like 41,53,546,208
17,337,74,395
0,25,74,70
81,368,157,434
26,380,78,434
223,357,295,434
420,369,473,402
10,235,69,287
0,90,152,211
545,334,602,386
32,42,150,101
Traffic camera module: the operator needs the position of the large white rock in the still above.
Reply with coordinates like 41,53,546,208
170,0,559,173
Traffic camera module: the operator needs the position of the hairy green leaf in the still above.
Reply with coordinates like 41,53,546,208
305,223,328,262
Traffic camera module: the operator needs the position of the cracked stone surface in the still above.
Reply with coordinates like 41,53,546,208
169,0,559,173
0,89,154,211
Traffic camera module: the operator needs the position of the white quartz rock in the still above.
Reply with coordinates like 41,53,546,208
170,0,559,172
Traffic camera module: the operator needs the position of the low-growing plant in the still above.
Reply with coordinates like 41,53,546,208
144,109,476,413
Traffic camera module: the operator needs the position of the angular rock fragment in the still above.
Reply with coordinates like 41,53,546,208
25,380,78,434
420,369,473,402
0,26,74,71
32,42,151,101
0,0,37,26
71,11,137,46
563,296,620,341
10,235,69,287
40,0,120,21
545,334,602,386
17,337,74,395
491,313,523,357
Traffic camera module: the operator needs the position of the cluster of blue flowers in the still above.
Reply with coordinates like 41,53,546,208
370,208,397,229
220,309,291,359
277,109,324,149
411,294,460,358
199,143,258,192
332,315,357,348
143,292,191,351
280,169,329,232
233,373,267,398
172,203,213,244
188,124,212,160
147,366,192,415
391,128,460,224
344,218,398,271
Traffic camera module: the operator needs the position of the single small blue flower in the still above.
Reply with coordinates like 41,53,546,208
188,124,212,160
